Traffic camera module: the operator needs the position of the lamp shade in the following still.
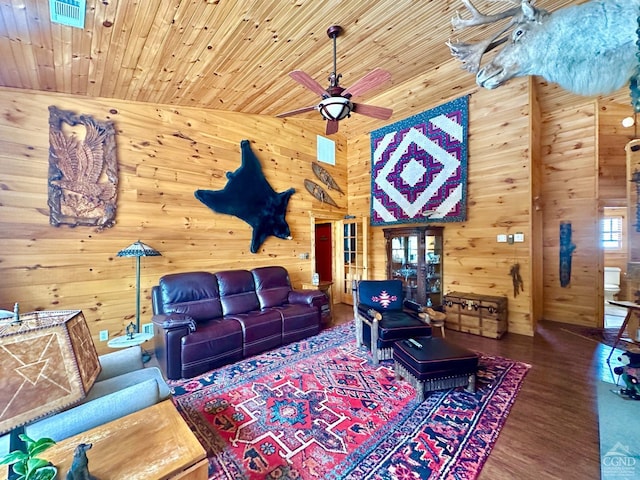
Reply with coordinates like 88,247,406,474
117,240,162,258
0,310,101,435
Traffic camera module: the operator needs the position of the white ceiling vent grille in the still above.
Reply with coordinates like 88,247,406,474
49,0,86,29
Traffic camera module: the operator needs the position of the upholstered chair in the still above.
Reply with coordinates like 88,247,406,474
352,279,432,364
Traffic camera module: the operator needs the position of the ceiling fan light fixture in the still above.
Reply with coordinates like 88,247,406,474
318,97,353,121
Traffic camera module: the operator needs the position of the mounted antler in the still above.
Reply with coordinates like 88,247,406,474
451,0,522,30
447,0,530,73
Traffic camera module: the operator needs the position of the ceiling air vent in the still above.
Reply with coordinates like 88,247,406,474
49,0,86,29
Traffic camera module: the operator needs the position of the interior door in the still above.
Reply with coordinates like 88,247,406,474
336,217,368,305
315,223,333,282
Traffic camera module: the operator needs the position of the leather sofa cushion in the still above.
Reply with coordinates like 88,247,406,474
159,271,222,321
274,304,321,343
226,309,283,357
181,319,244,377
217,270,260,315
252,266,291,308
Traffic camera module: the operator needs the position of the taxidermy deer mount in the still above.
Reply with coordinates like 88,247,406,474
447,0,640,110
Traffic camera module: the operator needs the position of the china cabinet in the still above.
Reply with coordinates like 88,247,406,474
383,226,443,307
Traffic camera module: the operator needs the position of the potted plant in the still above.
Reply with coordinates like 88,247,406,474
0,434,57,480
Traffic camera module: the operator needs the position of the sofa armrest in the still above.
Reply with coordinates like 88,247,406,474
11,379,162,444
357,304,382,322
96,346,144,382
152,313,196,380
402,299,428,322
86,366,171,403
152,313,197,332
288,289,327,307
403,299,424,313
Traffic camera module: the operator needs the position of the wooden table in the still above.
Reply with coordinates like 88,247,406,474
302,280,333,322
46,400,207,480
607,300,640,363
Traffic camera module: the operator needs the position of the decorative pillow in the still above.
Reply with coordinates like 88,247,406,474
358,280,403,310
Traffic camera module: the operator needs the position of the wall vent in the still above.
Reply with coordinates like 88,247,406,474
49,0,86,29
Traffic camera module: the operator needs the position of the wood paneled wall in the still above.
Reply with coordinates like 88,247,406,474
0,87,347,354
536,81,631,326
2,64,636,352
347,61,537,336
539,101,600,325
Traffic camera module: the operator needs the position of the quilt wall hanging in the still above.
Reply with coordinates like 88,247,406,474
195,140,295,254
370,96,468,226
48,106,118,229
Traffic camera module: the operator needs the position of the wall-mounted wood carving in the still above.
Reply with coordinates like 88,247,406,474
48,106,118,229
559,222,576,288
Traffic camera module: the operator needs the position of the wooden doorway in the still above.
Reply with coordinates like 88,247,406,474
310,214,369,307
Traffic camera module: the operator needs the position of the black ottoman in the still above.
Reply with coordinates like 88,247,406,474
392,337,479,401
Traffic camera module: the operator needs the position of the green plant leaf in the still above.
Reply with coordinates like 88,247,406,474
29,466,57,480
18,434,36,447
28,438,56,457
0,450,28,465
26,458,50,471
13,460,27,476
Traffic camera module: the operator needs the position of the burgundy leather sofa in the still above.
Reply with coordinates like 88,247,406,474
151,266,329,380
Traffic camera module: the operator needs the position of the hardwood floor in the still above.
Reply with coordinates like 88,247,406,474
330,303,609,480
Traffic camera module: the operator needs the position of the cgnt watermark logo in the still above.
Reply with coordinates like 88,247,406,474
602,442,640,479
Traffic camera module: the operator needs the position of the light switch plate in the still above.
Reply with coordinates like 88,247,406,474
514,232,525,242
99,330,108,341
497,234,507,243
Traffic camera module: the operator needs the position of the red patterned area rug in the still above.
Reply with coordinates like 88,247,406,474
169,322,530,480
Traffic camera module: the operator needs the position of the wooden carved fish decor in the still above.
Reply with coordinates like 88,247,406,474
304,179,338,207
312,162,344,195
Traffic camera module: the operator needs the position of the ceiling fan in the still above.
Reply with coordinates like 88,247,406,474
277,25,393,135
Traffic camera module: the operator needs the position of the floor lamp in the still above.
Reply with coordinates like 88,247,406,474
117,241,161,335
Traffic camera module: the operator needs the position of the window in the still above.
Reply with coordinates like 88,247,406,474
602,216,623,250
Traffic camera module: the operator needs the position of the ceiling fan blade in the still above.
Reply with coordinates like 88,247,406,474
289,70,328,97
326,120,340,135
276,105,317,118
352,103,393,120
342,68,391,98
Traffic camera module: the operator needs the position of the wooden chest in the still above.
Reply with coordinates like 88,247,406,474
444,291,508,339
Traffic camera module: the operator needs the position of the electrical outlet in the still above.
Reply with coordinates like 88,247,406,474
514,232,525,242
298,252,310,260
99,330,108,342
497,234,507,243
142,323,154,335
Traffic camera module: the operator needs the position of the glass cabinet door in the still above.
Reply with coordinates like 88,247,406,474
388,234,419,302
384,226,444,307
425,232,443,307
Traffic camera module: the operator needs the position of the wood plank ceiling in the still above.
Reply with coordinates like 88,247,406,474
0,1,593,135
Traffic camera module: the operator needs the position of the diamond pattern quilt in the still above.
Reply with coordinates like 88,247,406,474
370,96,469,226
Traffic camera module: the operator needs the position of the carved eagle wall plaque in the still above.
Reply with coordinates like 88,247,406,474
47,106,118,229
